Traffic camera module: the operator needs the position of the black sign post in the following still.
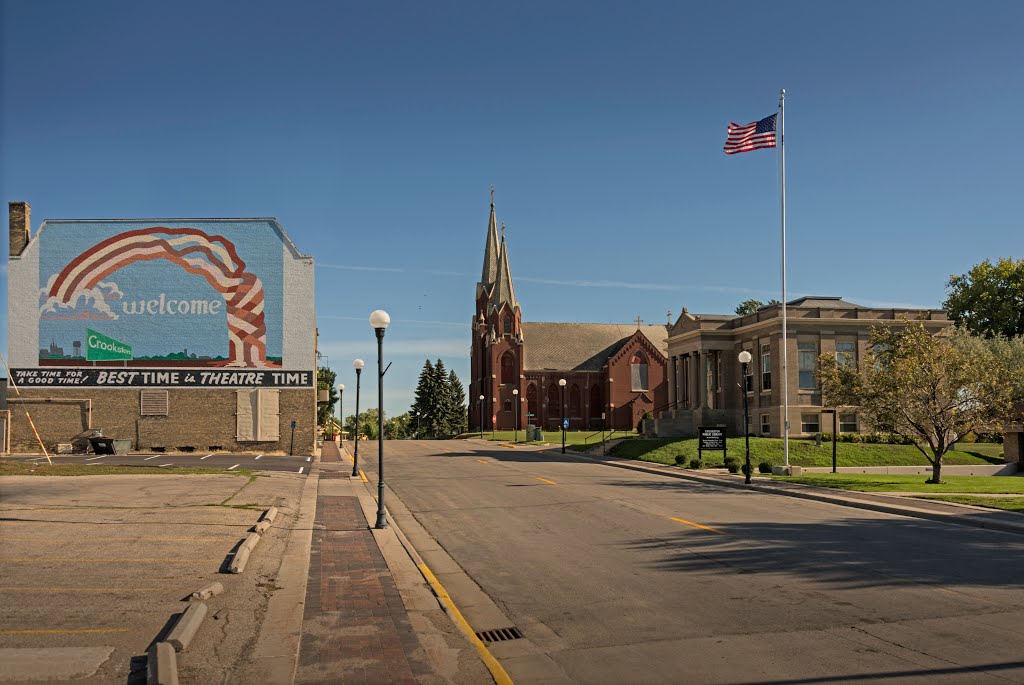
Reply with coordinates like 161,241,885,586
698,426,727,464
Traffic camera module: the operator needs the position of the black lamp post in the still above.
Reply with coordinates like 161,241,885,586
738,350,752,484
512,388,519,443
370,309,390,529
337,383,344,444
478,394,485,438
559,378,567,454
352,359,364,478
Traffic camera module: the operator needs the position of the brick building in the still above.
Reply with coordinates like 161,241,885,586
469,192,668,433
652,297,952,438
5,202,317,454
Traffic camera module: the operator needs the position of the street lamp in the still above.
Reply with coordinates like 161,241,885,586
369,309,390,529
738,350,752,484
559,378,567,454
352,359,364,478
478,394,485,439
512,388,519,443
337,384,344,443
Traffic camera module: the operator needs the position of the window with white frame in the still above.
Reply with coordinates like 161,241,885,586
761,344,771,391
801,413,820,433
798,340,818,390
760,414,771,434
839,413,858,433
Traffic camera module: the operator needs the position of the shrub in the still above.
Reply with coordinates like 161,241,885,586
674,455,687,466
723,456,739,473
740,463,752,476
758,460,773,474
689,457,703,469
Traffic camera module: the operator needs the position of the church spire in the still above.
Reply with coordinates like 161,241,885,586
489,221,518,311
479,185,499,288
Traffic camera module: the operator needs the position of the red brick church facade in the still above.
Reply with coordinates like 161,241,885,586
470,191,669,434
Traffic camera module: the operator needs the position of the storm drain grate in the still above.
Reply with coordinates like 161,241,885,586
474,627,524,644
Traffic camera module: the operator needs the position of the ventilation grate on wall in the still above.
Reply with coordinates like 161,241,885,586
474,627,523,644
140,390,169,416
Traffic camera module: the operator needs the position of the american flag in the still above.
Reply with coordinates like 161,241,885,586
723,113,777,155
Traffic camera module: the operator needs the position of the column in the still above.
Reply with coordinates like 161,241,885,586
667,355,677,410
693,351,703,409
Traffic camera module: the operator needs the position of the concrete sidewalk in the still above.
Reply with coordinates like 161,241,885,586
292,441,490,685
559,446,1024,537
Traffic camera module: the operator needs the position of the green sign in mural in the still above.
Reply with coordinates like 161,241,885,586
86,328,133,361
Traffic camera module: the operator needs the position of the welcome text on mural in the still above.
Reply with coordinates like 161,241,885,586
120,294,223,316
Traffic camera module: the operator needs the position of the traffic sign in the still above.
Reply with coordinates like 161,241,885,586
492,414,497,425
562,418,569,430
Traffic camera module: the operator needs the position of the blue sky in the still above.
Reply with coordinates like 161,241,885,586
3,1,1022,417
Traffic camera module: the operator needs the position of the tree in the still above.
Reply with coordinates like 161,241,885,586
344,407,383,441
316,367,338,429
447,369,469,436
385,412,413,439
818,322,1014,483
735,298,781,316
944,257,1024,338
431,359,453,437
411,360,438,437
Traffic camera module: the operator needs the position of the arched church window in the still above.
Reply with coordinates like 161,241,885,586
547,384,560,423
590,384,603,418
503,316,512,335
631,351,649,391
526,384,538,419
503,399,512,412
569,385,581,417
501,352,515,384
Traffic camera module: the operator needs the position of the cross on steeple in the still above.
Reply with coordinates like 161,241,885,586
634,315,644,329
667,308,672,325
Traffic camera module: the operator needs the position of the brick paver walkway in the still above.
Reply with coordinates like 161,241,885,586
296,446,431,684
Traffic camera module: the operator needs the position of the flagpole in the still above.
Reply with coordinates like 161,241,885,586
779,87,789,470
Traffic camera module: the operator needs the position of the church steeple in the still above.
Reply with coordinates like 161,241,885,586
489,221,518,311
479,185,499,290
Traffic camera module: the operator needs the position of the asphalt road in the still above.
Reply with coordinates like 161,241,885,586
358,439,1024,685
3,452,312,474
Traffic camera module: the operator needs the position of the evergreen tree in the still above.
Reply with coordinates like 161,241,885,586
447,369,468,435
411,360,436,438
431,359,453,437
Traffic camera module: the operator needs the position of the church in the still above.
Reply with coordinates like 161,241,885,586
470,191,669,434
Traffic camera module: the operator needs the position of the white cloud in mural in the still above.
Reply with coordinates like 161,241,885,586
38,274,122,321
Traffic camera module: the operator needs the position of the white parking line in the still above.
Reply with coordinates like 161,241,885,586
200,454,213,460
143,456,160,461
298,467,304,474
254,455,262,460
85,455,106,461
159,463,173,467
228,464,240,470
305,457,311,462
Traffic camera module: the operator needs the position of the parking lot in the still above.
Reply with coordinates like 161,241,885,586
0,470,304,683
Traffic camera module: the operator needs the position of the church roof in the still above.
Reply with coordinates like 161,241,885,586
521,322,668,372
784,296,862,309
479,187,499,288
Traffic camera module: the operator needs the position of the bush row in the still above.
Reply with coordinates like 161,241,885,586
675,454,773,473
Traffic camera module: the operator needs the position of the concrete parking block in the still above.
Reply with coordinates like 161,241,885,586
190,582,224,601
146,641,178,685
242,531,261,550
166,602,207,652
262,506,278,523
254,519,271,534
228,544,251,574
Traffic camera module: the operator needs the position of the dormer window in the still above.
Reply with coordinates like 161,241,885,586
503,315,512,335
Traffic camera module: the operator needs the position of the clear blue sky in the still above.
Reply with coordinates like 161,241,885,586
3,1,1022,417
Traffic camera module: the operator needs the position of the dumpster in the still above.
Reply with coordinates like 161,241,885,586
89,437,115,455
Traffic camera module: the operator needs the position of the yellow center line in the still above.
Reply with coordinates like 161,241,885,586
1,628,130,635
476,459,488,464
670,517,726,534
536,477,558,485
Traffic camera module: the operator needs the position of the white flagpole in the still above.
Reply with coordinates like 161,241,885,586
779,88,789,469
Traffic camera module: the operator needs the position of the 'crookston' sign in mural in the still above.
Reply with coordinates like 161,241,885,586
10,368,313,388
38,222,283,369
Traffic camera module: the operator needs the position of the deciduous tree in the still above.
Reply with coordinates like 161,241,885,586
818,322,1013,483
944,257,1024,338
735,298,780,316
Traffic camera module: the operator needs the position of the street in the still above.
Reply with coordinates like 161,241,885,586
356,439,1024,685
2,452,312,474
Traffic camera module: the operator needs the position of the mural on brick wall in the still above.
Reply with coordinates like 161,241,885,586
37,221,283,368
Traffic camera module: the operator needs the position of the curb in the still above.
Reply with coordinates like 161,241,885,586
146,642,178,685
166,602,208,652
562,448,1024,537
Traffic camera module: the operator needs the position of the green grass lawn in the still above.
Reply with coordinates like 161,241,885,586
774,473,1024,493
610,437,1004,469
915,495,1024,512
0,462,254,477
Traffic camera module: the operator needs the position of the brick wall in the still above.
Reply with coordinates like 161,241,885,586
7,387,316,454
